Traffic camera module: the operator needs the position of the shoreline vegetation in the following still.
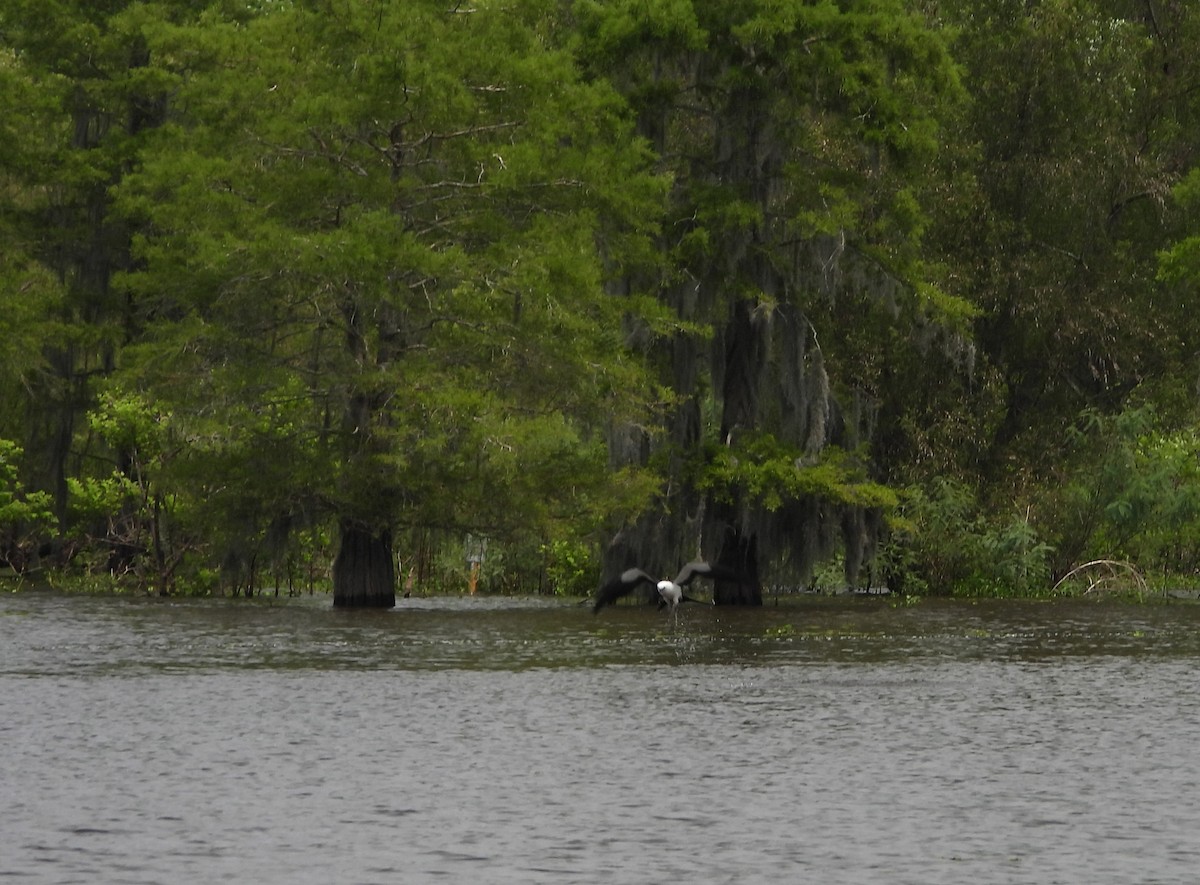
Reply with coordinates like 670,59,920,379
8,563,1199,605
6,3,1200,603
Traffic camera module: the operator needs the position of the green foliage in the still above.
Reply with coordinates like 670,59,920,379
1160,167,1200,299
101,0,669,595
936,0,1200,481
540,538,598,598
702,434,897,513
0,440,57,571
65,474,139,532
4,0,1200,598
1039,406,1200,581
60,390,196,591
882,478,1053,596
88,389,168,472
574,0,975,588
0,48,69,440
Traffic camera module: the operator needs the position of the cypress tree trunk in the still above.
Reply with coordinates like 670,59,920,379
707,295,765,606
332,521,396,608
711,521,762,606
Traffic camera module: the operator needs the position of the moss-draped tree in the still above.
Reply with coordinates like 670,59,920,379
578,0,969,600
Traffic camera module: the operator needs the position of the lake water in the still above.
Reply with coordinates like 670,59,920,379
3,590,1200,884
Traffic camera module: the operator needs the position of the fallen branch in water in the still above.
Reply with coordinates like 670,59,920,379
1052,559,1150,596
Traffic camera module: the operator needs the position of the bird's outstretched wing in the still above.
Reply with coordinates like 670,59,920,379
593,568,656,613
673,560,742,587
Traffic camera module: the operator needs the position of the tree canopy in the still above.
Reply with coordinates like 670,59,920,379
5,0,1200,600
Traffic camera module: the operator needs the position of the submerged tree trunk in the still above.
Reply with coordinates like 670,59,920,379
332,521,396,608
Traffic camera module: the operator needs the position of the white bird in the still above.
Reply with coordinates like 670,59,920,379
592,560,739,614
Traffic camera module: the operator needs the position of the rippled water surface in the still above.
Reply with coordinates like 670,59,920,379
4,590,1200,883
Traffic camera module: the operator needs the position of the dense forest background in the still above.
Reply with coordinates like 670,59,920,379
5,0,1200,604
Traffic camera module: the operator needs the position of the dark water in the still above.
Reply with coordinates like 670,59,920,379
3,591,1200,884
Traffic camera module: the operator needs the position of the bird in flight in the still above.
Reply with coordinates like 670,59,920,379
592,560,740,614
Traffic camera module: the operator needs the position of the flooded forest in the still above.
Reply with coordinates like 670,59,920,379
5,0,1200,604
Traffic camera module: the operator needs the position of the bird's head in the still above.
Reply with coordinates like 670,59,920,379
656,580,673,592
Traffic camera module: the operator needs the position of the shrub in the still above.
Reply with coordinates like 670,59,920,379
0,439,57,572
882,478,1053,596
